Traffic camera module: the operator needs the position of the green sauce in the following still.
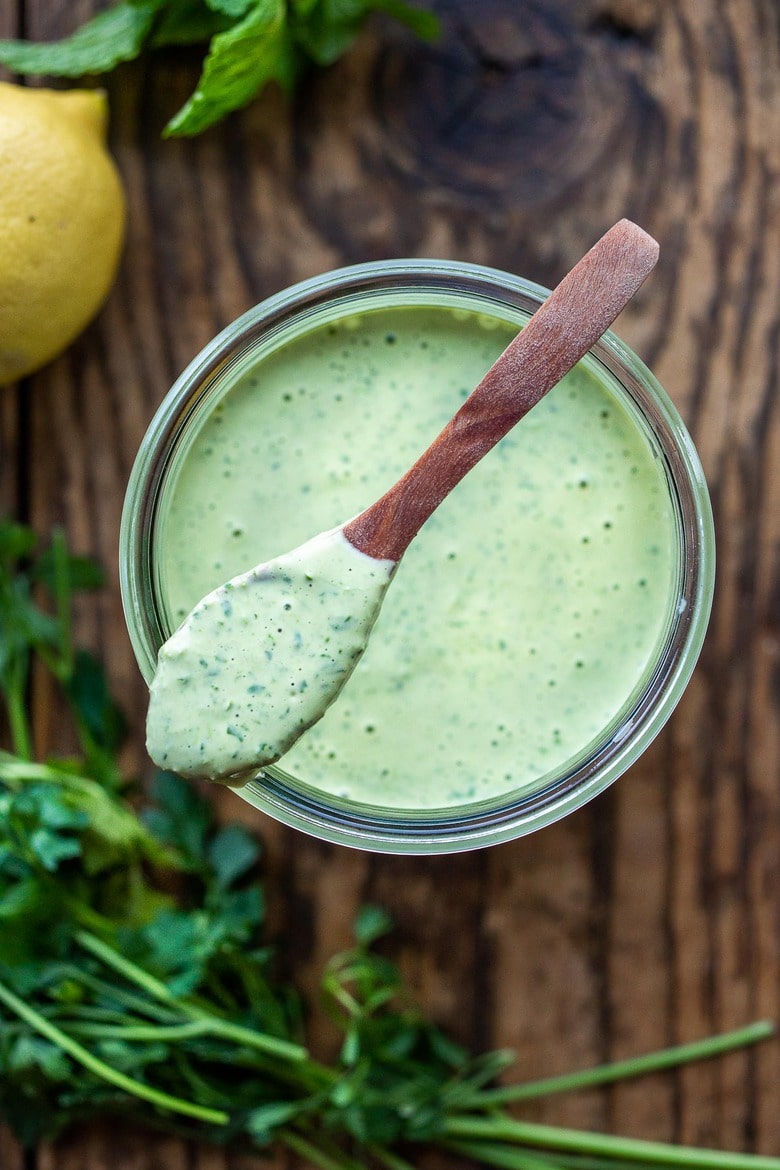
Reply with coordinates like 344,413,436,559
155,305,677,810
147,528,395,782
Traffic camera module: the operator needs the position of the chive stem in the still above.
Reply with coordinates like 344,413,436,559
368,1142,420,1170
75,929,308,1063
443,1116,780,1168
281,1131,360,1170
5,681,33,760
470,1022,775,1106
441,1137,665,1169
65,1019,214,1042
439,1137,567,1169
50,527,74,679
0,979,229,1126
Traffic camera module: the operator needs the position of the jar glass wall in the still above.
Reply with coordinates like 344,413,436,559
120,260,715,854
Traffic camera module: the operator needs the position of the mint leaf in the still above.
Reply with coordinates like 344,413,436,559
205,0,256,16
151,0,234,46
0,2,161,77
291,0,439,66
290,0,370,65
163,0,292,136
371,0,439,41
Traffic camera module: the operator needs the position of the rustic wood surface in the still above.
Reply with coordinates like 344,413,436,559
2,0,780,1166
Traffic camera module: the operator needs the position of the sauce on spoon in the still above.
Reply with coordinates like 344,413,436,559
146,527,395,781
146,221,659,784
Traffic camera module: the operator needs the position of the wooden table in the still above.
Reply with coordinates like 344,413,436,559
2,1,779,1166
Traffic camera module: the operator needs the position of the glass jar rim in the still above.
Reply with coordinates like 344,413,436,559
120,258,715,854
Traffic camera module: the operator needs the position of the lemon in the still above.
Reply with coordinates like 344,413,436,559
0,82,125,384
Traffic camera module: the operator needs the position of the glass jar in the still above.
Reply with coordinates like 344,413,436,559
120,259,715,854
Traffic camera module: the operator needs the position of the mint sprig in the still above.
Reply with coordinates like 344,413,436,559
165,0,293,136
0,0,440,136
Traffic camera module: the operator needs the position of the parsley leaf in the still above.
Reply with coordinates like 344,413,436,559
64,650,128,759
141,768,214,866
207,822,261,888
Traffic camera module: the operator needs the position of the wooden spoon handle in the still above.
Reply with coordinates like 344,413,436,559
343,219,659,563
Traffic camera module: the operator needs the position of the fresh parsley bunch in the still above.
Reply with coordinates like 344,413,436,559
0,0,440,136
1,518,778,1170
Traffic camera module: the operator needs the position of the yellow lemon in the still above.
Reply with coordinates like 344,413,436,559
0,82,125,384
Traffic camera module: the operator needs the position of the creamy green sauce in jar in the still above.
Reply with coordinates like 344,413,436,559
155,305,677,810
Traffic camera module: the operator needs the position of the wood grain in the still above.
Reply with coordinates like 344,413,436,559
1,0,779,1167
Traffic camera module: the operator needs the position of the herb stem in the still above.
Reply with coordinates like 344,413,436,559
281,1131,361,1170
0,753,95,787
438,1137,567,1169
467,1022,776,1107
208,1016,308,1062
5,676,33,759
59,965,185,1023
367,1142,423,1170
443,1116,780,1168
65,1019,215,1042
62,891,127,934
50,527,74,679
441,1137,670,1169
0,978,229,1126
75,929,309,1063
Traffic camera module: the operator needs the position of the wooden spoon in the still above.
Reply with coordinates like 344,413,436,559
147,219,659,784
344,218,659,561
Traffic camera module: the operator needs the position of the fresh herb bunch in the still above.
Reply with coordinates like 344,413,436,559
1,518,778,1170
0,0,440,137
